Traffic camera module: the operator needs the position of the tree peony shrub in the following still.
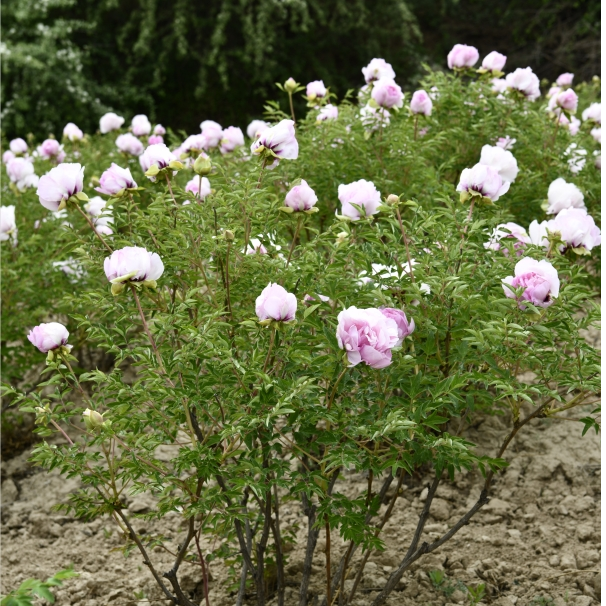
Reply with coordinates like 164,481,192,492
2,52,600,606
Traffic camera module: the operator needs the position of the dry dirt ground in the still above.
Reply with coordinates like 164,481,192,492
1,399,600,606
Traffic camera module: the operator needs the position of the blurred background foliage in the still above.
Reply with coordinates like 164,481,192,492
1,0,600,139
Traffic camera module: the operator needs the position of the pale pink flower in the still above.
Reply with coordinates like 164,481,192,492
336,306,400,369
318,105,339,121
447,44,479,69
496,136,516,150
116,133,144,156
0,205,17,243
556,73,574,87
379,308,415,346
185,176,211,199
200,120,223,148
371,78,404,109
484,222,529,255
528,220,550,248
37,139,66,163
546,178,585,214
362,58,396,83
148,135,163,145
284,180,318,211
9,138,28,154
457,163,509,202
246,238,268,255
99,112,125,134
247,120,269,139
139,143,176,178
131,114,152,136
505,67,541,101
548,208,601,253
36,163,84,211
27,322,71,353
255,283,297,322
479,144,519,183
3,150,15,164
154,124,166,135
582,103,601,124
338,179,381,220
590,127,601,144
95,163,137,196
104,246,164,283
491,78,508,94
250,119,298,162
502,257,560,309
63,123,84,141
410,90,432,116
7,158,38,191
220,127,245,154
555,89,578,113
306,80,327,100
85,196,113,235
481,51,506,72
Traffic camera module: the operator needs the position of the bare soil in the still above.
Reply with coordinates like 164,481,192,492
1,396,600,606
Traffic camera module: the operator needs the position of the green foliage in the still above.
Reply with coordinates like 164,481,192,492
0,568,79,606
1,65,601,605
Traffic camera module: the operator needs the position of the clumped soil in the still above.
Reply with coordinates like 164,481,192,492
1,401,600,606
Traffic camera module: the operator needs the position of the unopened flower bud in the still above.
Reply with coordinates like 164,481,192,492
83,408,105,431
284,78,298,94
386,194,400,206
336,231,349,245
194,154,212,175
224,230,235,241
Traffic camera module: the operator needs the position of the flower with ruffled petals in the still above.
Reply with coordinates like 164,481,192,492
37,139,66,163
154,124,166,135
284,180,318,212
250,119,298,163
546,178,585,214
336,307,400,369
338,179,381,220
371,78,404,109
457,163,509,203
481,51,506,72
505,67,541,101
484,222,529,255
200,120,223,148
1,205,17,244
7,158,39,191
131,114,152,136
447,44,479,69
318,105,339,121
379,308,415,346
556,73,574,87
247,120,269,139
36,163,84,211
10,138,28,155
362,58,396,83
95,163,137,197
548,208,601,254
479,145,519,183
116,134,144,156
255,283,297,323
139,143,178,180
27,322,71,354
410,90,432,116
104,246,164,295
582,103,601,124
502,257,559,309
63,123,84,141
100,112,125,134
555,89,578,113
220,127,245,154
306,80,327,101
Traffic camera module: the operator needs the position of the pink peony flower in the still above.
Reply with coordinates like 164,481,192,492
36,163,84,211
284,180,318,211
306,80,327,100
7,158,39,191
556,73,574,87
180,134,208,157
548,208,601,253
318,105,339,121
247,120,269,139
505,67,541,101
484,222,530,255
255,283,297,322
528,220,550,247
139,143,176,178
246,238,268,255
336,306,400,369
27,322,71,353
148,135,164,145
154,124,166,135
491,78,508,94
481,51,507,72
37,139,66,163
447,44,479,69
496,136,516,150
0,205,17,243
410,90,432,116
131,114,152,136
590,127,601,144
220,127,245,154
185,176,211,199
104,246,164,284
567,116,581,136
116,133,144,156
338,179,381,220
547,86,561,98
95,163,137,196
379,308,415,346
546,178,585,214
10,138,28,154
85,196,114,235
502,257,559,309
457,163,509,202
63,123,84,141
250,119,298,162
479,144,519,183
200,120,223,148
99,112,125,134
362,58,396,84
582,102,601,124
3,150,15,164
371,78,404,109
555,89,578,113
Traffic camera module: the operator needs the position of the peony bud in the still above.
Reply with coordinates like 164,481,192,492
410,90,432,116
284,78,299,94
284,180,318,212
36,163,85,211
255,283,297,323
83,409,106,431
154,124,166,135
386,194,400,206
